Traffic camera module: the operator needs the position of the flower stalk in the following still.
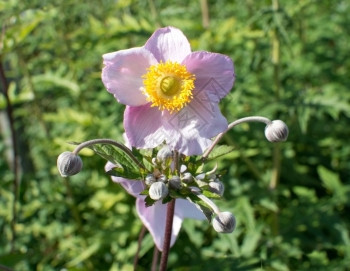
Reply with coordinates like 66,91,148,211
159,150,179,271
133,225,147,270
0,59,20,252
72,138,144,169
202,116,272,159
159,199,176,271
190,187,220,215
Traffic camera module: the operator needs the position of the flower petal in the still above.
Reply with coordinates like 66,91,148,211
182,51,235,102
102,47,157,106
175,199,206,220
124,104,166,150
105,162,145,197
161,99,227,155
144,26,191,63
136,199,199,251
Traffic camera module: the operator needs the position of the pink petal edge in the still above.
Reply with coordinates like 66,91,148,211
144,26,192,63
182,51,235,102
102,47,157,106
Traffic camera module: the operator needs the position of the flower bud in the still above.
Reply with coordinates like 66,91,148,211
209,180,225,196
195,173,205,180
57,151,83,177
157,174,168,183
149,182,168,200
182,172,193,184
189,186,201,193
156,145,173,166
265,120,289,142
145,174,156,186
212,212,236,233
169,176,181,190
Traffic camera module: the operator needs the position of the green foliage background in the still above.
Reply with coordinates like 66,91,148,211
1,0,349,270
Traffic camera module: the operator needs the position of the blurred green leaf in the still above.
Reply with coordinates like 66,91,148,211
317,165,342,193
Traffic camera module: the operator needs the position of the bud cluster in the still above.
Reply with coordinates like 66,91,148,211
191,166,225,197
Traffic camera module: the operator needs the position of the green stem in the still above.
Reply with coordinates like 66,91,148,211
148,0,162,27
272,0,280,99
190,187,220,214
269,0,282,238
202,116,272,160
151,246,160,271
200,0,210,28
269,143,281,190
158,150,179,271
269,0,282,190
72,138,144,169
133,225,147,270
0,59,20,252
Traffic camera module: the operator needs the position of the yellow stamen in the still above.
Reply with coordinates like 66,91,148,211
142,61,195,113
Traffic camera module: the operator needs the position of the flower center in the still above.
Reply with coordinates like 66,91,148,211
142,61,195,112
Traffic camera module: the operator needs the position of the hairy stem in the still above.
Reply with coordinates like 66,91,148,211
202,116,272,159
72,138,144,169
158,150,179,271
0,59,20,252
159,199,175,271
151,246,160,271
190,188,220,214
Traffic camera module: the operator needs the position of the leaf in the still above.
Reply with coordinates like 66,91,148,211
144,196,156,207
206,145,236,161
66,242,101,267
259,198,279,212
139,189,149,196
106,167,144,180
32,72,80,96
162,195,173,204
317,166,342,193
90,144,145,180
202,190,221,199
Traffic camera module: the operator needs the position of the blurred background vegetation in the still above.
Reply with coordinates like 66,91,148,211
0,0,349,270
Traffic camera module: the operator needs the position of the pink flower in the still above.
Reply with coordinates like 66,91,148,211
105,162,205,251
102,26,235,155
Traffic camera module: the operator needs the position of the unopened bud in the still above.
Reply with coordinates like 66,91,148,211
149,182,168,200
158,174,167,183
157,145,173,166
145,174,156,186
182,172,193,184
195,173,205,180
212,212,236,233
265,120,289,142
189,186,201,193
57,151,83,177
169,176,181,190
209,180,225,196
